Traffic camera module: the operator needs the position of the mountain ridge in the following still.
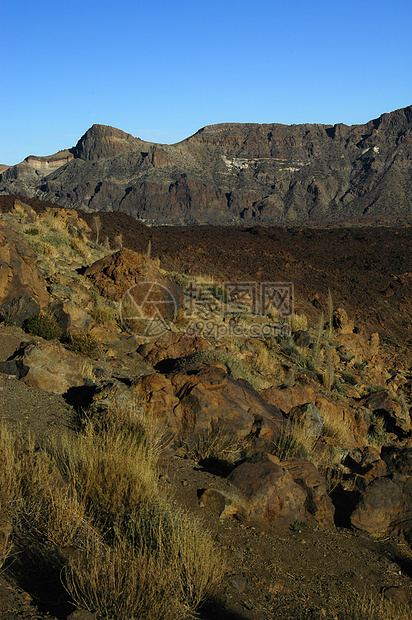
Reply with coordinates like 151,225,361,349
1,105,412,225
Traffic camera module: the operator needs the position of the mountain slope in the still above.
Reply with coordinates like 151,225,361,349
1,107,412,225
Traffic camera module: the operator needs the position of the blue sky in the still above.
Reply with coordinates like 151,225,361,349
1,0,411,164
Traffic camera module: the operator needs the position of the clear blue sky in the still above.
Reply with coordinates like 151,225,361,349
2,0,411,164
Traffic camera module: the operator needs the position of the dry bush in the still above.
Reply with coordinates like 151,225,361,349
64,506,223,620
271,420,318,461
70,237,92,261
319,408,354,446
250,339,282,378
182,428,248,465
90,305,117,325
289,312,308,332
338,591,412,620
0,425,22,565
50,425,160,531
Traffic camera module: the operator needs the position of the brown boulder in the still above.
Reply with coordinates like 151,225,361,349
261,384,318,413
138,332,209,365
332,308,354,334
0,221,49,326
132,373,180,427
171,363,286,442
228,453,306,527
282,457,335,527
84,248,161,301
52,300,93,336
132,362,287,444
13,340,84,394
350,477,403,536
362,390,411,435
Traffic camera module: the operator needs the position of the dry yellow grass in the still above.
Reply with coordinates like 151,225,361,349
289,311,308,332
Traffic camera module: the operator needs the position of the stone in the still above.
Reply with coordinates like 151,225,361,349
134,362,287,447
52,300,93,336
0,220,49,326
137,332,209,366
198,489,243,519
332,308,354,334
382,586,409,604
9,339,84,394
363,390,411,435
261,384,318,414
228,453,306,527
84,248,161,301
292,330,312,347
281,458,335,527
289,402,324,439
351,477,403,536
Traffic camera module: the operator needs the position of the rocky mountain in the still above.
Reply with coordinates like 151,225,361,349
1,105,412,224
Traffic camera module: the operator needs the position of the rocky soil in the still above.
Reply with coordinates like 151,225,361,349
1,197,412,618
1,105,412,225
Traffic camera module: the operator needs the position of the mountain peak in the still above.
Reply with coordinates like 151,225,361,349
73,124,140,160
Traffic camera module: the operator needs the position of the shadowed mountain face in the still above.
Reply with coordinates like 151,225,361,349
1,105,412,225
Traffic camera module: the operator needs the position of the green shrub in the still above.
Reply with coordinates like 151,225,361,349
90,306,117,324
24,312,63,340
66,331,99,357
41,233,69,248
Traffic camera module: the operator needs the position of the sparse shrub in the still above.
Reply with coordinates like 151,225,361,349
66,331,99,357
24,227,39,235
90,305,117,324
26,238,44,254
24,311,63,340
290,312,308,332
289,518,306,532
181,429,247,466
271,422,316,460
41,233,69,249
341,372,358,386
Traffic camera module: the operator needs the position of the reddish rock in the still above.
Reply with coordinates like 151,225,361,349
351,477,403,536
228,453,306,527
84,248,161,301
0,221,49,325
132,362,287,444
16,340,84,394
362,390,411,435
52,300,93,336
138,332,209,365
171,363,286,442
132,373,180,427
261,384,318,414
281,457,335,528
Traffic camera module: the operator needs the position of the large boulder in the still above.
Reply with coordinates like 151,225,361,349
281,457,335,527
0,221,49,326
261,384,318,414
3,340,84,394
84,248,161,301
132,362,287,444
228,453,306,527
362,390,411,436
137,332,209,366
350,477,404,537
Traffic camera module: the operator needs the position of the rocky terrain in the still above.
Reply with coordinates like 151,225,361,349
0,197,412,619
1,105,412,225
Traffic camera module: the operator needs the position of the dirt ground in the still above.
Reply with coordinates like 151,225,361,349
1,321,412,619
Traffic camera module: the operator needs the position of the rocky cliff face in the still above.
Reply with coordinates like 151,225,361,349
1,107,412,224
